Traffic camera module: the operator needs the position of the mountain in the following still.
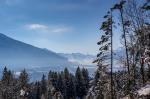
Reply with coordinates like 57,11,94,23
0,33,125,81
0,33,97,81
0,33,73,70
59,53,95,65
58,49,126,72
58,48,126,72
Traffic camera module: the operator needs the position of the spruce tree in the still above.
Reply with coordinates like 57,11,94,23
35,82,41,99
82,68,89,93
2,66,9,85
68,74,76,99
63,67,70,99
18,69,29,89
86,8,114,99
56,73,64,94
75,67,86,99
41,74,47,95
1,67,12,99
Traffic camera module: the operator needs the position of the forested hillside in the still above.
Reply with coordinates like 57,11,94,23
0,66,89,99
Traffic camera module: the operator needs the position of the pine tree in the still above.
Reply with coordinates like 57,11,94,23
56,73,64,94
18,69,29,89
41,74,47,95
75,67,86,99
63,67,71,99
68,74,76,99
82,68,89,93
0,67,16,99
35,82,41,99
89,9,114,99
2,66,9,85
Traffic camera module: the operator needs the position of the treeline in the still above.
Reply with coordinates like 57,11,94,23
86,0,150,99
0,66,89,99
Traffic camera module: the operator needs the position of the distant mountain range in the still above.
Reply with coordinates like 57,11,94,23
0,33,75,70
0,33,125,81
0,33,96,80
59,53,95,65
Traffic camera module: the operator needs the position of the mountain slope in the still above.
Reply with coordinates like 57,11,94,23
0,33,72,69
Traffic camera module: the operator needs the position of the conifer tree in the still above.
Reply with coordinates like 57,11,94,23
18,69,29,89
35,82,41,99
75,67,86,99
56,73,64,94
2,66,9,85
68,74,76,98
41,74,47,95
0,67,14,99
62,68,75,99
63,67,70,99
92,9,114,99
82,68,89,93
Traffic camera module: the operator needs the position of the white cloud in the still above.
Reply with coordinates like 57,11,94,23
26,24,48,30
25,24,71,34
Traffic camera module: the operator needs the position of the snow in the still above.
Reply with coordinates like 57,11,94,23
137,84,150,96
20,89,26,96
148,62,150,65
15,72,21,76
121,95,130,99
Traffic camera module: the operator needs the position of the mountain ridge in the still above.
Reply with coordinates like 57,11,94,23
0,33,72,70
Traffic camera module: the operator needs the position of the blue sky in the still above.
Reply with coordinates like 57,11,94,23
0,0,121,54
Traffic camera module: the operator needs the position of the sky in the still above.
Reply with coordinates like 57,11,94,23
0,0,121,55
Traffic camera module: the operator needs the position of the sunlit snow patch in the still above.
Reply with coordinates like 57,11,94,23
137,84,150,96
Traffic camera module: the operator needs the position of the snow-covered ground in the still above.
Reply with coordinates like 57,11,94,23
137,84,150,96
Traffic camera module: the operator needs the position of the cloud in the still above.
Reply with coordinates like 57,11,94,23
26,24,48,30
25,24,71,34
